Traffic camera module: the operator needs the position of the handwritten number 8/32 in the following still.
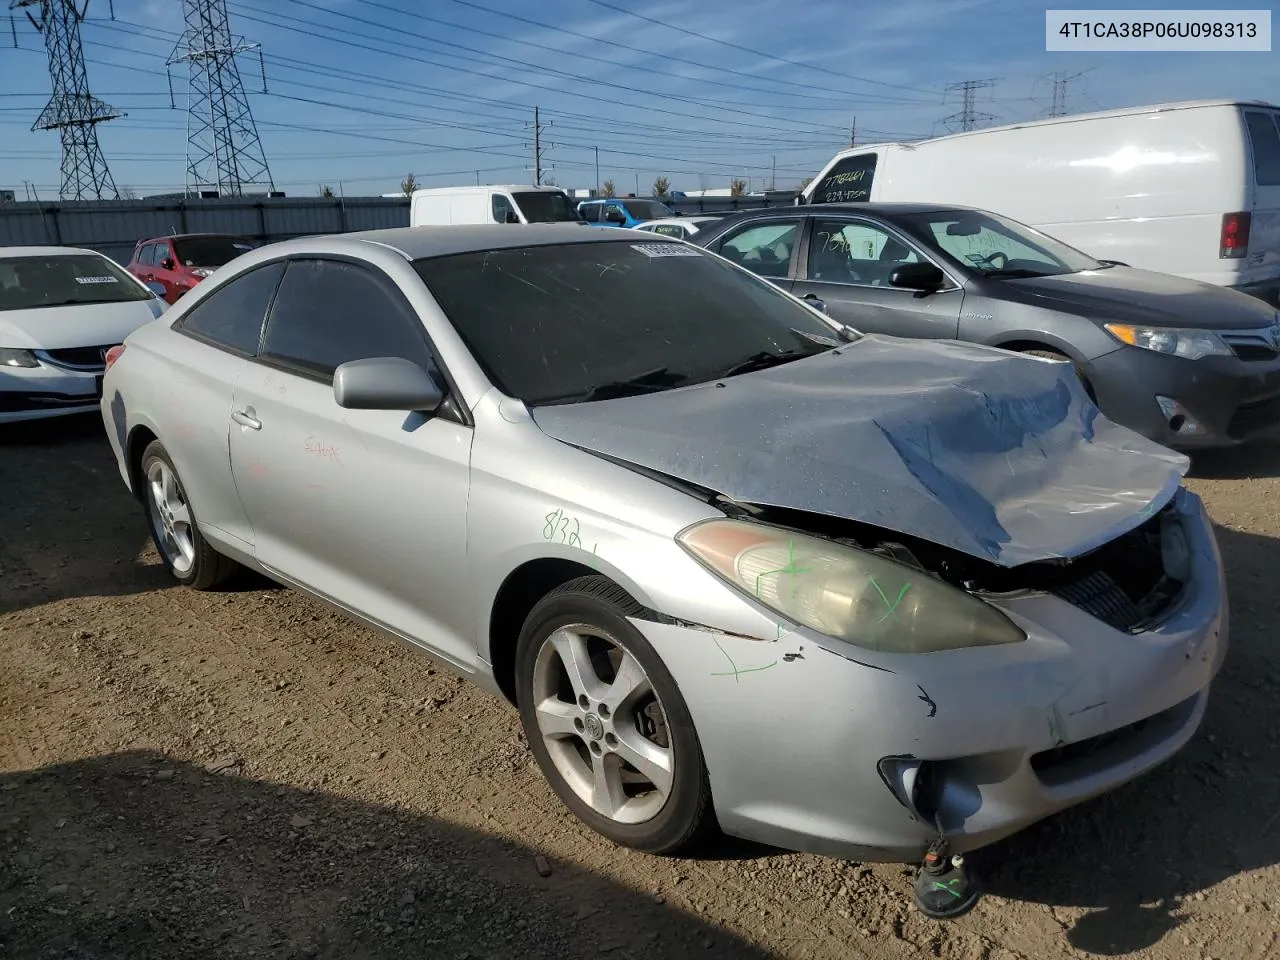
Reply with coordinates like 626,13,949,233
543,508,582,547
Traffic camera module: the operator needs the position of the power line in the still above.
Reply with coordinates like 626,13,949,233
166,0,273,196
12,0,121,200
940,79,997,132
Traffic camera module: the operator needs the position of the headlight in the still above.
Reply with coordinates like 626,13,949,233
676,519,1026,654
1104,323,1232,360
0,348,39,368
190,267,214,278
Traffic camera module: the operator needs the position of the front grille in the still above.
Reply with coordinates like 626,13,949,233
1226,342,1280,362
1051,570,1143,631
1227,394,1280,440
0,391,98,413
1220,330,1279,362
40,345,110,371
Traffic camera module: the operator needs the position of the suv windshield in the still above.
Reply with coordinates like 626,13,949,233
0,254,152,311
414,240,843,405
172,236,257,267
897,209,1101,279
510,191,583,223
623,200,674,220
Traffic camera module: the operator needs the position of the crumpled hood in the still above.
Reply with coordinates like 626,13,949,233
1003,266,1279,331
0,299,162,351
530,335,1189,567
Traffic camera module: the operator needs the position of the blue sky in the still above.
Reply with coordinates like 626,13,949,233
2,0,1276,197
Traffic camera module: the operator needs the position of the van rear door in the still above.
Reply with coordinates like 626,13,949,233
807,152,879,204
1242,108,1280,306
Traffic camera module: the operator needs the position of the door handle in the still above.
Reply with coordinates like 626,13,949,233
231,408,261,430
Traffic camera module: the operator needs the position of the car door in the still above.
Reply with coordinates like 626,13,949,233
161,259,287,551
150,240,182,302
708,218,802,291
130,243,155,284
227,256,476,668
790,217,963,340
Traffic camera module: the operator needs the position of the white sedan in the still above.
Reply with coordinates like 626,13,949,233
0,246,165,423
631,216,723,241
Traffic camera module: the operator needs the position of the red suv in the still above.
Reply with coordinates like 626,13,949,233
126,233,257,304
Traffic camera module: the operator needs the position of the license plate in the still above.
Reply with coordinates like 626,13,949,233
94,375,104,399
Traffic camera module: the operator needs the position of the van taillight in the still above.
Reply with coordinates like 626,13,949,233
104,344,125,370
1220,212,1251,259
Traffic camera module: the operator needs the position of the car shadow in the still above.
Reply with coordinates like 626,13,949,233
0,750,772,959
1186,437,1280,479
976,522,1280,954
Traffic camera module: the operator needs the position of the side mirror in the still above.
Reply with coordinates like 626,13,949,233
605,208,627,224
801,295,828,314
161,257,175,270
333,357,444,412
889,262,946,291
504,210,520,224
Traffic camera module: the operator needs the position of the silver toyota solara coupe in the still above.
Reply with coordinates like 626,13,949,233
100,224,1227,915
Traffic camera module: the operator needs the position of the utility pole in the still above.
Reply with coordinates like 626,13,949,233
1044,69,1091,118
166,0,274,197
13,0,123,200
525,106,551,185
850,117,856,146
593,145,599,196
634,171,639,196
941,79,997,132
770,155,776,191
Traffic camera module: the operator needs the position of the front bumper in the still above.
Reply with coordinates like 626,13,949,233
0,367,103,424
1085,345,1280,448
637,488,1226,863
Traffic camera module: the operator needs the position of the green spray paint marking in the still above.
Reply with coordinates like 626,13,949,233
709,636,778,682
754,539,811,599
932,879,963,900
869,577,911,624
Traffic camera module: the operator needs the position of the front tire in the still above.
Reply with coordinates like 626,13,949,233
515,575,713,854
140,439,238,589
1021,347,1096,402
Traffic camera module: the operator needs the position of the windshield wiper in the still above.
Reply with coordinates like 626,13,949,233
538,367,690,404
984,268,1057,280
716,349,810,379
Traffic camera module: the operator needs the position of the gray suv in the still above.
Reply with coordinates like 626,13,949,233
693,202,1280,448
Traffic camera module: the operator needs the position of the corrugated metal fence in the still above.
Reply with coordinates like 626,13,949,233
0,196,411,264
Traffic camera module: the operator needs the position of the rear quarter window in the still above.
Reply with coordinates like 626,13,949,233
811,154,877,204
1245,111,1280,187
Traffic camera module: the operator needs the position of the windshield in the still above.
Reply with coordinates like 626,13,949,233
0,254,151,311
896,209,1101,278
172,236,257,267
624,200,674,221
511,191,583,223
413,240,842,406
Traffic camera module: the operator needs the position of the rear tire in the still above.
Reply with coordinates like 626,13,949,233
139,439,238,589
515,575,714,855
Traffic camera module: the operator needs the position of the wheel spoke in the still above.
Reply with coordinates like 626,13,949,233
590,752,627,817
603,650,651,714
169,501,191,527
160,465,178,507
614,728,674,796
149,477,165,512
549,628,606,702
534,696,580,740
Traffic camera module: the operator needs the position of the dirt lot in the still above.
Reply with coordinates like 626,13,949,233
3,416,1280,959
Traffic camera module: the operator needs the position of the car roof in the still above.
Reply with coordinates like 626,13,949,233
334,224,651,260
136,232,252,245
0,245,107,259
713,201,982,220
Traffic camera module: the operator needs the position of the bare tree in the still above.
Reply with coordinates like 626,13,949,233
542,175,557,187
730,178,748,197
401,173,418,196
117,185,138,200
652,176,670,199
798,177,813,191
320,184,335,198
602,179,616,198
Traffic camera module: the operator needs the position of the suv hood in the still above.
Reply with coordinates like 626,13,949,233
999,265,1278,330
531,336,1188,567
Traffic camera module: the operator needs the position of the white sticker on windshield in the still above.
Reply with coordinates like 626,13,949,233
631,243,700,258
74,276,120,284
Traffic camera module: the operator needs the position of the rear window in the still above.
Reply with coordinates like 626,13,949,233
0,254,151,311
810,154,877,204
1245,111,1280,186
510,191,582,223
172,236,257,267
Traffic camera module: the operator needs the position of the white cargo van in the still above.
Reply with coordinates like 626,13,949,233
409,185,583,227
801,100,1280,306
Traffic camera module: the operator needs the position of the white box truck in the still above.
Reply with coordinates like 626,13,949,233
800,99,1280,306
409,185,584,227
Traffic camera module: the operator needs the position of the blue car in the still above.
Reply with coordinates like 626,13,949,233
578,197,675,228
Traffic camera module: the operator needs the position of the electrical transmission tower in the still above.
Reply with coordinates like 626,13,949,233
12,0,122,200
166,0,273,197
1044,69,1091,118
941,79,997,132
524,107,553,185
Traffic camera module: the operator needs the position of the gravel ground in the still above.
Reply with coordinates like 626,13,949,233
3,414,1280,960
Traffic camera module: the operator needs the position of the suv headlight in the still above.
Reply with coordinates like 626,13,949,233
1104,323,1232,360
677,519,1025,654
0,348,39,368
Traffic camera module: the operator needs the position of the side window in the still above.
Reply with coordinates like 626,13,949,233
810,154,877,204
653,224,683,237
155,242,172,267
136,244,154,266
717,221,800,279
261,259,434,380
808,220,921,286
492,193,516,223
1245,111,1280,187
580,203,601,223
175,261,285,356
926,218,1057,272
